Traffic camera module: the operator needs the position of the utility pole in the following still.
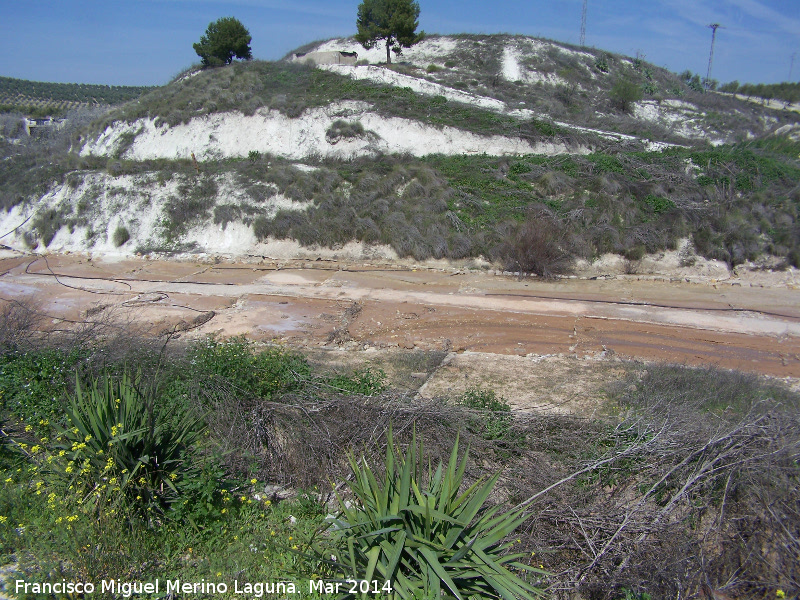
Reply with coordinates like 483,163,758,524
580,0,588,46
790,52,796,81
705,23,722,88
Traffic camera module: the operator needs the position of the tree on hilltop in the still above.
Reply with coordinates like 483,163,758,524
355,0,423,64
193,17,252,67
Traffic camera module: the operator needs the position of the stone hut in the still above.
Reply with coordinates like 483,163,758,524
292,50,358,66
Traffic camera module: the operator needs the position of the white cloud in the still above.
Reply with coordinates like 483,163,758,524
725,0,800,35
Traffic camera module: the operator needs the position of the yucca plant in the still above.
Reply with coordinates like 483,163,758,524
54,371,205,514
327,430,547,600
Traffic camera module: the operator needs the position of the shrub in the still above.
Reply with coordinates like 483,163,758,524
188,336,310,401
163,175,218,236
457,387,513,441
213,204,242,229
327,368,387,396
0,347,91,428
610,78,643,113
112,225,130,247
252,215,271,241
499,215,573,278
31,208,64,247
323,429,546,599
54,371,205,515
641,81,658,96
641,194,675,215
325,119,366,144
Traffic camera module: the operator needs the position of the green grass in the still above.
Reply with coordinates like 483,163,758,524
1,457,330,597
613,363,800,420
0,337,424,598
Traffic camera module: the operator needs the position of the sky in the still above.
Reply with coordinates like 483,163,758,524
1,0,799,87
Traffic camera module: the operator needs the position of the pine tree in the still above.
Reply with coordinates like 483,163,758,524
355,0,423,64
193,17,252,67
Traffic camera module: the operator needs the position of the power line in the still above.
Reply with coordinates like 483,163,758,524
580,0,588,46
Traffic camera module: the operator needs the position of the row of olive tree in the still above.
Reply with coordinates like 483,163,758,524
194,0,423,68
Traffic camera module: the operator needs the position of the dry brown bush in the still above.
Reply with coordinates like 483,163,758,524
499,214,574,278
0,296,42,349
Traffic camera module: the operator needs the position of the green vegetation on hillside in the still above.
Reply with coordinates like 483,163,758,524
91,59,563,143
1,35,799,273
3,131,799,271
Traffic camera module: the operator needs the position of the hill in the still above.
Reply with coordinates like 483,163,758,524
0,75,154,117
0,34,799,275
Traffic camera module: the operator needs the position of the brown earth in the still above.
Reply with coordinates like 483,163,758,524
1,251,799,394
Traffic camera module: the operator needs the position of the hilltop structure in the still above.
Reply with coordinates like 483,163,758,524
292,50,359,66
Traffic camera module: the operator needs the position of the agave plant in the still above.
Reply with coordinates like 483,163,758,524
54,371,205,514
328,429,546,600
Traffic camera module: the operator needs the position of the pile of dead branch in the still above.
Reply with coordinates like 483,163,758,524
207,366,800,600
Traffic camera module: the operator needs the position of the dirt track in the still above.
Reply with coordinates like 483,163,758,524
1,252,799,381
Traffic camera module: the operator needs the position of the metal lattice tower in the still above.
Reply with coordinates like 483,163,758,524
705,23,722,88
580,0,588,46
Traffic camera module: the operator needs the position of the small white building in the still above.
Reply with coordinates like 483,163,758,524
25,116,65,136
292,50,358,66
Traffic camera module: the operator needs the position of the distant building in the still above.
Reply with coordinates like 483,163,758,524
25,116,65,136
292,50,358,66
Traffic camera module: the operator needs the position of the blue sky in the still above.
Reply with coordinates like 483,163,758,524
1,0,798,86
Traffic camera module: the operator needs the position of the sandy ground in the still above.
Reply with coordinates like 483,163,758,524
1,251,798,399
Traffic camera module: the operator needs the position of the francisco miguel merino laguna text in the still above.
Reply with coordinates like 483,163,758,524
16,577,393,596
15,579,303,597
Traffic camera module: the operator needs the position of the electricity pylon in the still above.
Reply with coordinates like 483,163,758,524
705,23,723,88
580,0,588,46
